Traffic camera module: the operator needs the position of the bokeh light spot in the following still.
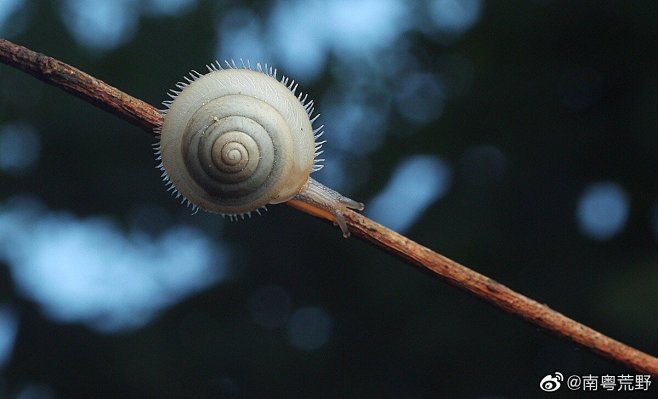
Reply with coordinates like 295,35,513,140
323,97,388,155
61,0,138,51
395,73,445,125
367,155,452,233
0,304,18,368
429,0,483,35
142,0,196,16
15,383,57,399
0,121,40,175
0,197,229,333
215,9,270,66
287,306,333,351
318,0,409,55
267,0,409,80
576,182,629,241
0,0,27,37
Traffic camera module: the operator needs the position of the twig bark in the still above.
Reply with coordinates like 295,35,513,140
1,38,657,376
0,39,160,133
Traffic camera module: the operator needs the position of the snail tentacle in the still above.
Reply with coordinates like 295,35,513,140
292,178,365,238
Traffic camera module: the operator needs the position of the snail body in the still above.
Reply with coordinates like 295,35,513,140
156,61,363,237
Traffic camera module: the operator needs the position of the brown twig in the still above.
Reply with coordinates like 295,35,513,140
1,38,657,376
0,39,160,133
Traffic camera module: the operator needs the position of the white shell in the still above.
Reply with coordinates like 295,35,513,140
157,62,323,217
156,61,363,237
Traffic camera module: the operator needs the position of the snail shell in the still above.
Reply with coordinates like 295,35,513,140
156,60,363,237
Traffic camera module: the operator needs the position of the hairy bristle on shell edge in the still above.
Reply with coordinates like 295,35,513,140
154,59,326,218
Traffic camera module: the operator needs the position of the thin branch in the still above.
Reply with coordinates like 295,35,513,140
0,39,160,134
1,38,657,376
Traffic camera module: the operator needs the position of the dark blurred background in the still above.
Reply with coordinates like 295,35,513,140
0,0,656,397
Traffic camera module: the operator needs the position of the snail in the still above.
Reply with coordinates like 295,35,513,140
155,60,364,237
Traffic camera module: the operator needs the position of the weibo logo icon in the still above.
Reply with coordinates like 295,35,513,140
539,372,564,392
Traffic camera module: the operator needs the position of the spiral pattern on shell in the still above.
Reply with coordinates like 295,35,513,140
156,61,325,217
